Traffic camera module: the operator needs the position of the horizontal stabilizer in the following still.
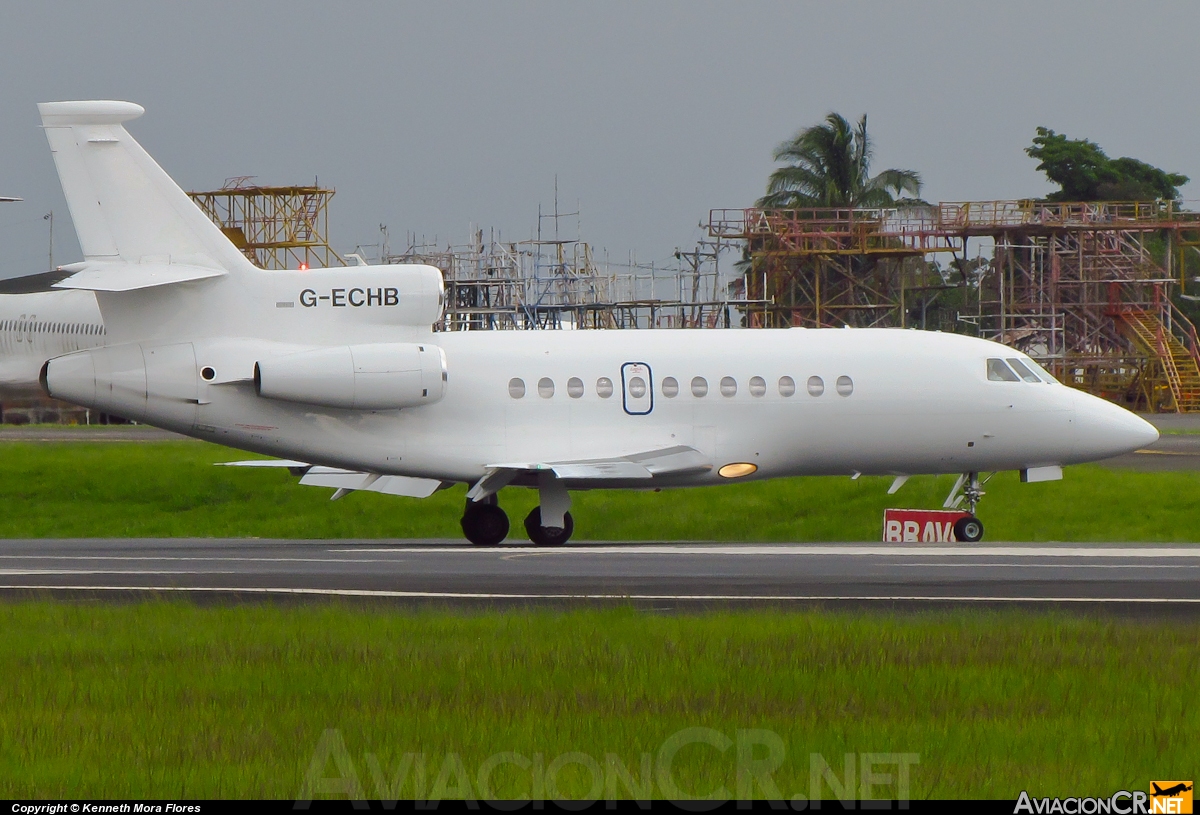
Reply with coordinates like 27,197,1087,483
52,262,226,292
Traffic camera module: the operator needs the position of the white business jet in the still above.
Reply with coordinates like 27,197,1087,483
35,101,1157,544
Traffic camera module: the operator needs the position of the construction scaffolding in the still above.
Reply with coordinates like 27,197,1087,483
374,228,765,331
710,200,1200,412
188,177,343,269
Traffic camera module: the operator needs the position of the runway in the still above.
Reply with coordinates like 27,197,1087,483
1,538,1199,610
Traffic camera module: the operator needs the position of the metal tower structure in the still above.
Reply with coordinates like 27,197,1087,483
188,177,343,269
710,200,1200,411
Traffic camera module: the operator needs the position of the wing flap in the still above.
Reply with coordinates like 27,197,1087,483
299,468,443,498
221,459,443,498
469,445,712,499
550,461,653,479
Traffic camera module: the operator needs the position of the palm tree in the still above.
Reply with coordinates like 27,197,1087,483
757,113,922,209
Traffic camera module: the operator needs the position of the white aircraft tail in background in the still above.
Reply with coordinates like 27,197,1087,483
37,101,1159,545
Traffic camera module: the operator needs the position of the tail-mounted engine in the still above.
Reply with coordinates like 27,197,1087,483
254,343,446,410
41,339,448,434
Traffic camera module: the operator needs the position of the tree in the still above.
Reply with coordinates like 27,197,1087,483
757,113,922,209
1025,127,1188,201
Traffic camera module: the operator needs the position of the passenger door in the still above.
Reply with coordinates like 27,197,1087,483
621,362,653,415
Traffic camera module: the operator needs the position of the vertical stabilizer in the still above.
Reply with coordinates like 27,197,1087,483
38,101,253,273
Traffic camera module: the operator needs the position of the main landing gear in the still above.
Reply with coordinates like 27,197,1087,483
524,507,574,546
460,471,576,546
460,495,510,547
945,471,988,543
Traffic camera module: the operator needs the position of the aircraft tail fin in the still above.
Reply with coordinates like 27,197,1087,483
38,101,253,274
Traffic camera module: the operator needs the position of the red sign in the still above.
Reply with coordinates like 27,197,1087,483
883,508,972,543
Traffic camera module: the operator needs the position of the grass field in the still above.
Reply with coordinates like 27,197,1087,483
0,440,1197,540
0,602,1194,799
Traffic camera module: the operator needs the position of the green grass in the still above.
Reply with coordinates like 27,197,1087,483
0,602,1193,799
0,440,1197,540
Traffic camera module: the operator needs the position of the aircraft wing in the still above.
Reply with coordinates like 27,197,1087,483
220,459,445,499
468,445,711,500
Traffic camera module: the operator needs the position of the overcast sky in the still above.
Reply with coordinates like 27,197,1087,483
1,1,1197,277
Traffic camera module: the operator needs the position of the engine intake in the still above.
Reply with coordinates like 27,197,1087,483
255,343,446,410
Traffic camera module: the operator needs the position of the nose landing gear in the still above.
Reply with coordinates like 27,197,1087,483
953,514,984,543
945,471,990,542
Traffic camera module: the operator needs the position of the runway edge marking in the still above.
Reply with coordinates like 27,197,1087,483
1,584,1199,603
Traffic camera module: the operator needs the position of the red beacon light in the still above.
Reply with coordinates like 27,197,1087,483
298,263,308,271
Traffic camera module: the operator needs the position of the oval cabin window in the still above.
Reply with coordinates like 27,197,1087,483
661,376,679,398
720,376,737,397
778,376,796,397
836,375,854,396
567,377,584,398
508,378,526,399
807,376,824,397
691,376,708,397
627,376,647,398
596,377,614,398
538,377,555,398
749,376,766,397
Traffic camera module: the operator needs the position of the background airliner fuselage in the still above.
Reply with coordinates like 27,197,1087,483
0,290,104,396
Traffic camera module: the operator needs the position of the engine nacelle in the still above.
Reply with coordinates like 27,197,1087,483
254,343,446,410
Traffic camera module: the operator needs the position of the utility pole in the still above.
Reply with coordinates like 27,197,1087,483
44,211,53,271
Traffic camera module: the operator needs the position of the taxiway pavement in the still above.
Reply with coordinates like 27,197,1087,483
1,538,1197,610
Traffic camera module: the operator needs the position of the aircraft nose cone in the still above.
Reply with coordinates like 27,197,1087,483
1073,393,1159,462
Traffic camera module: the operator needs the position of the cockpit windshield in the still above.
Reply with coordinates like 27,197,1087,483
986,358,1021,382
1021,357,1056,383
1006,358,1043,383
987,356,1056,384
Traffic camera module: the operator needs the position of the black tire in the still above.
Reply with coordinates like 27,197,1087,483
954,515,984,543
524,507,574,546
461,502,509,546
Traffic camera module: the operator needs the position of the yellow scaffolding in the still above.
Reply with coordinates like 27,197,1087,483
188,177,343,269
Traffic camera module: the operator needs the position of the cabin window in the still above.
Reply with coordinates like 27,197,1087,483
508,377,526,398
720,376,737,397
691,376,708,397
628,376,647,398
567,377,584,398
836,375,854,396
662,376,679,398
778,376,796,397
1006,358,1043,383
749,376,766,397
807,376,824,396
987,358,1021,382
538,377,555,398
596,377,614,398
